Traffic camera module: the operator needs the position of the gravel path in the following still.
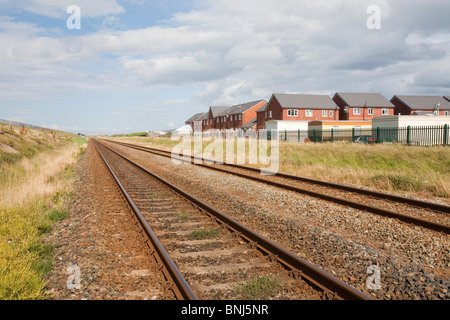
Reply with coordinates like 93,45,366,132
43,142,175,300
103,140,450,300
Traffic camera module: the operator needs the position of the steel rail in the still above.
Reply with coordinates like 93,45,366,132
102,139,450,235
96,139,372,300
105,139,450,215
94,141,198,300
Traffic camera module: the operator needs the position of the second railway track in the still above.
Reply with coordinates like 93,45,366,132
102,139,450,235
93,139,371,300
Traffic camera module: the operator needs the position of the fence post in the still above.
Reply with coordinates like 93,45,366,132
298,129,300,142
376,127,380,143
444,124,448,146
313,129,316,142
331,128,334,142
285,130,287,141
352,128,355,142
407,126,411,145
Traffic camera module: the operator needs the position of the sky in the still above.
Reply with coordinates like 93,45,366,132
0,0,449,135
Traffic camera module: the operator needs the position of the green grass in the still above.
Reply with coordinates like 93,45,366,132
0,125,85,299
188,228,220,240
111,132,148,137
235,275,281,300
177,211,190,219
0,195,69,299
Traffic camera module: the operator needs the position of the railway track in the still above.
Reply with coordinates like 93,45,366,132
102,139,450,235
93,139,371,300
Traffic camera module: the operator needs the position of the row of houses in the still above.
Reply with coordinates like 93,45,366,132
185,93,450,132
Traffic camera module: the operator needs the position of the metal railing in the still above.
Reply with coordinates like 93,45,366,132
176,125,450,146
0,118,57,132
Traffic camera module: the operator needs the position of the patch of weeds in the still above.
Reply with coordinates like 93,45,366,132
369,174,422,191
150,192,173,199
188,228,220,240
48,209,67,222
201,241,217,247
177,211,190,219
235,275,281,300
37,223,52,235
28,243,57,275
52,191,63,205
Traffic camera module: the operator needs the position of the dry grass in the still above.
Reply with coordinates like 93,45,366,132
108,136,450,201
0,126,86,299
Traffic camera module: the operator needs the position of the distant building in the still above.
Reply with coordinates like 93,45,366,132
332,92,394,120
259,93,339,130
264,120,310,142
216,100,266,130
444,96,450,108
391,95,450,116
308,120,372,141
372,115,450,128
185,113,204,129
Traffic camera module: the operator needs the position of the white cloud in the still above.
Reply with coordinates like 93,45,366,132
2,0,125,18
166,121,175,129
1,0,450,117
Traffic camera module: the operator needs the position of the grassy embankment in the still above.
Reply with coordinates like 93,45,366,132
107,136,449,201
0,124,86,299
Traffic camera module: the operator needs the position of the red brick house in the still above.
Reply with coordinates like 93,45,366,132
332,92,394,120
185,112,204,130
204,106,228,131
215,100,266,130
391,95,450,116
256,103,268,130
257,93,339,129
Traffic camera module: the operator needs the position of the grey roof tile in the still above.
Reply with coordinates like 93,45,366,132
273,93,338,110
393,95,450,110
335,92,394,108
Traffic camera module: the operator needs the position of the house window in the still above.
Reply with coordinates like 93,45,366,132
305,110,313,117
445,111,449,116
287,109,298,117
353,108,361,115
368,108,373,115
239,114,242,120
265,111,267,119
329,110,333,117
269,111,272,118
322,110,328,117
382,108,389,115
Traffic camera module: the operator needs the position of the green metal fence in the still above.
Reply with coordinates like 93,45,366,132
270,125,450,146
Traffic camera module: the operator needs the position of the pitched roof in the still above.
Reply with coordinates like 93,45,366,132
217,105,241,117
185,112,204,123
335,92,394,108
197,112,209,120
256,103,268,112
392,95,450,110
216,100,267,117
273,93,338,110
209,106,229,118
229,100,266,115
240,117,257,129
